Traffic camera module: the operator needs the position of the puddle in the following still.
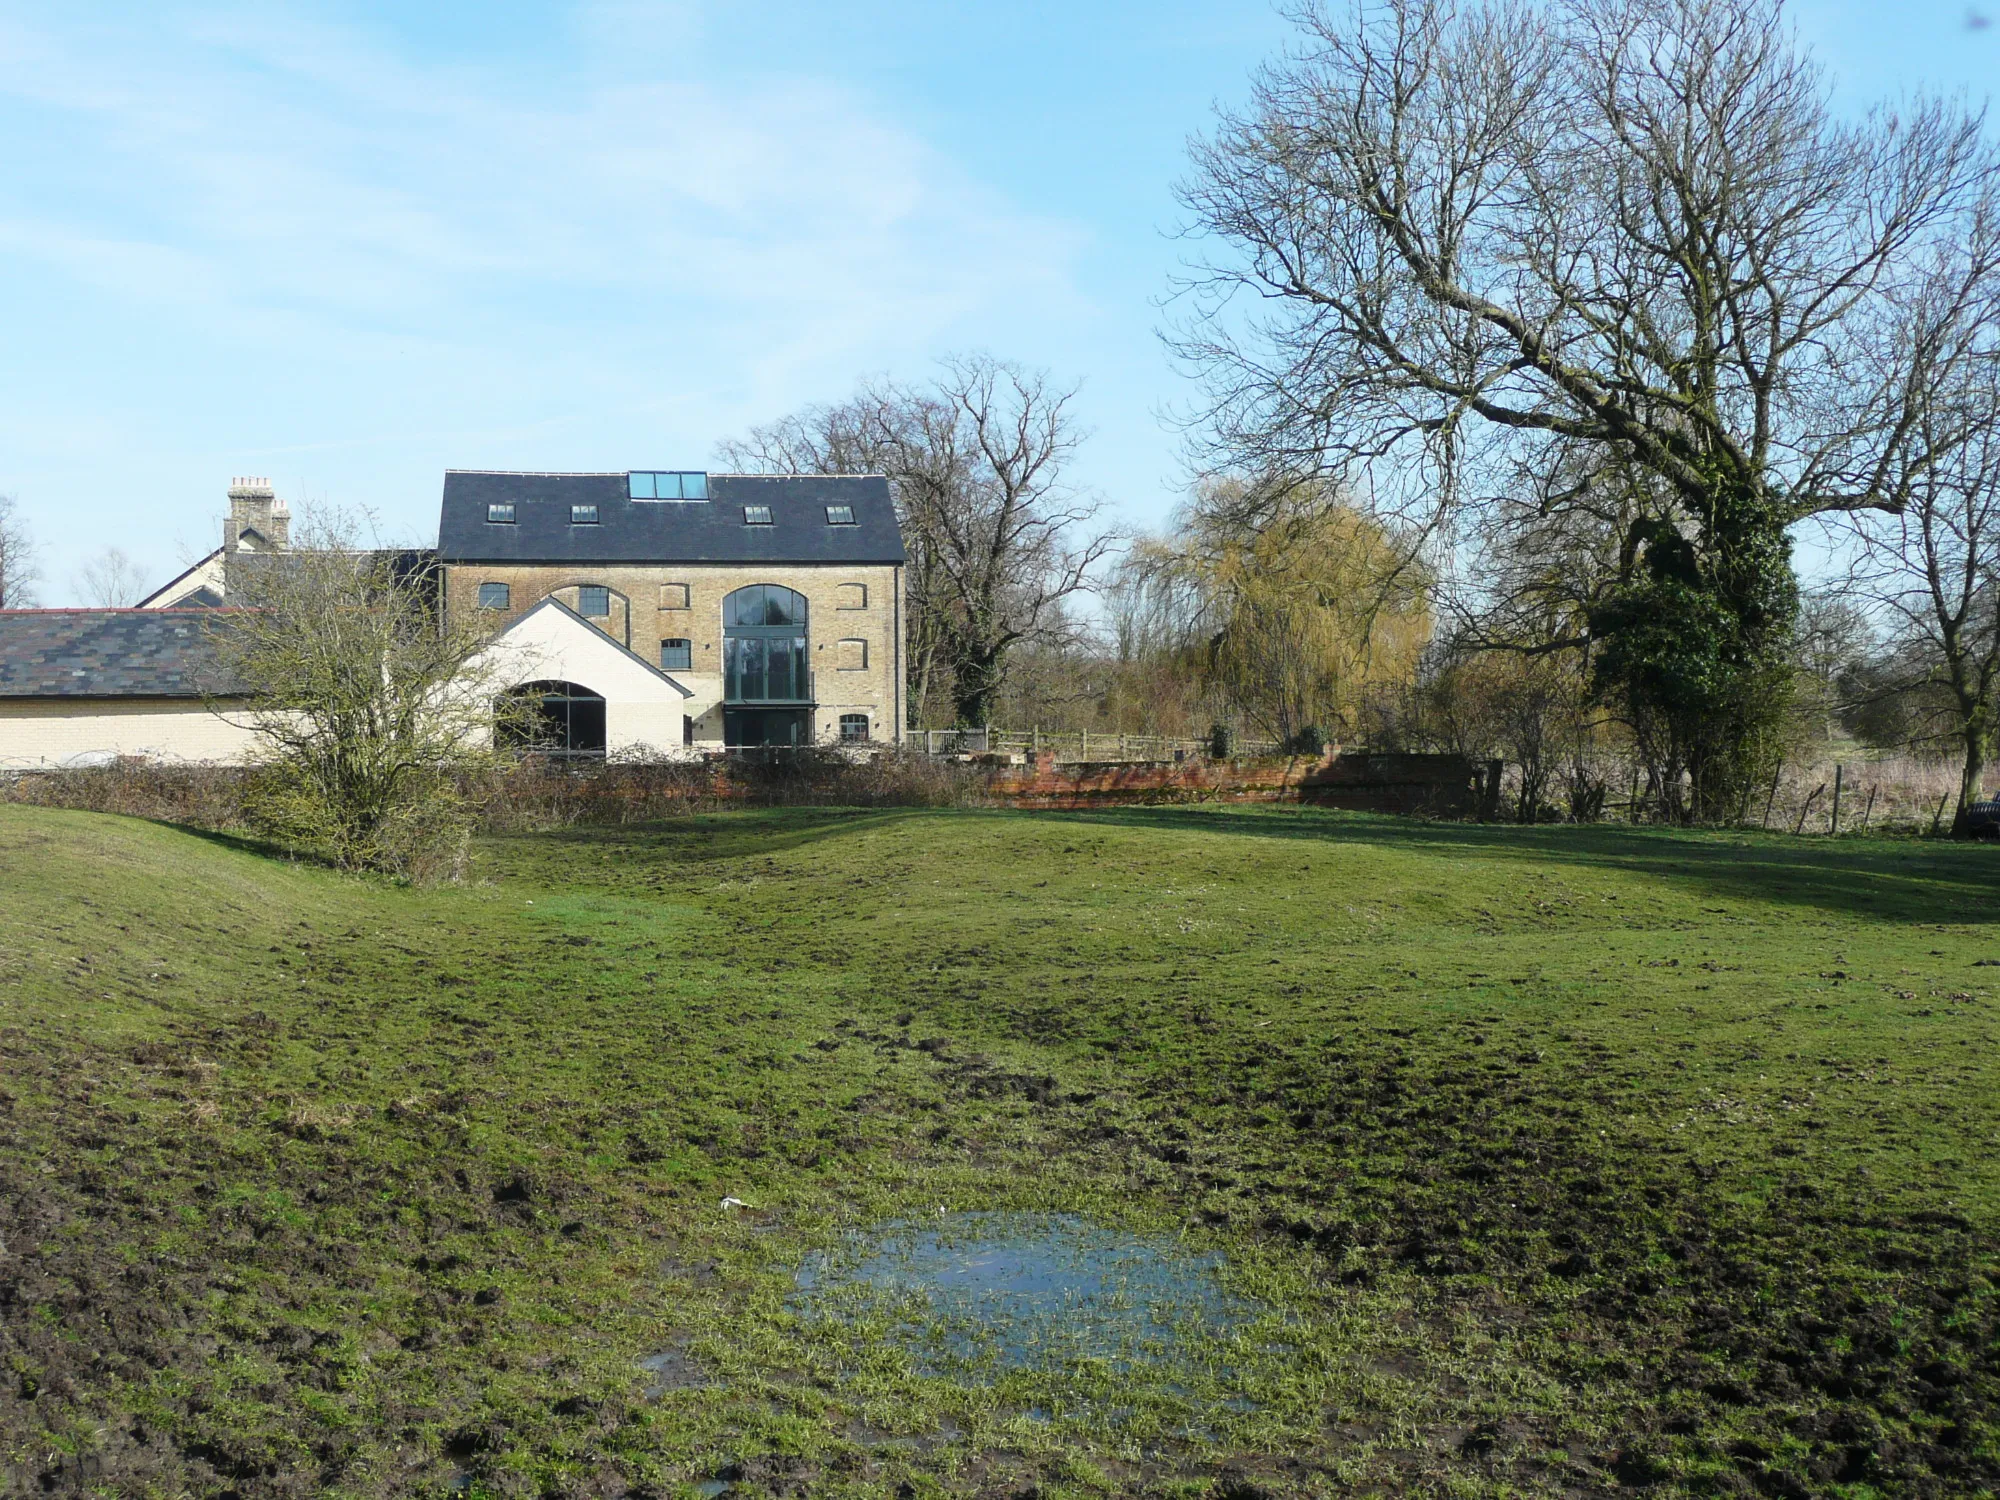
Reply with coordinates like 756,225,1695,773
637,1345,713,1396
792,1212,1267,1394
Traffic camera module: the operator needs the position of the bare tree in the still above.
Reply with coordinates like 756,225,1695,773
721,353,1115,727
73,547,149,607
1173,0,1998,818
204,508,507,878
1845,285,2000,831
0,495,38,608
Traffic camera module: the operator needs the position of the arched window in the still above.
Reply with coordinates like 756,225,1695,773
722,585,809,702
498,680,606,759
723,584,807,629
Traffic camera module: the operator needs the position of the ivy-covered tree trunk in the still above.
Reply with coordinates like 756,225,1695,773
1590,494,1798,825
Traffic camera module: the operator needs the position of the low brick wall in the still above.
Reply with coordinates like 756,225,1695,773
1298,752,1489,817
984,751,1489,815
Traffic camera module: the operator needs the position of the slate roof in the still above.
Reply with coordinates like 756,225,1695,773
0,611,242,698
435,471,906,565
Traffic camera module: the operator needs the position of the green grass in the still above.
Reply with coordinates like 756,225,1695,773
1,802,1995,1498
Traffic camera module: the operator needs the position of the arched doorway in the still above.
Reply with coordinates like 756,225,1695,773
498,680,607,759
722,585,812,746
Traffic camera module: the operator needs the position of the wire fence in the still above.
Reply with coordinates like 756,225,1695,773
914,728,1286,761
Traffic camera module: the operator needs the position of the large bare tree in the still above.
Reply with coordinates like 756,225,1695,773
0,495,37,608
720,354,1115,727
1173,0,1997,817
1844,225,2000,831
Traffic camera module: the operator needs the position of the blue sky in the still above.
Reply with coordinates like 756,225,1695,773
0,0,1993,602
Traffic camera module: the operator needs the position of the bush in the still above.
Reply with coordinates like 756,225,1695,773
5,749,982,850
1207,722,1236,759
0,761,254,830
1282,724,1328,757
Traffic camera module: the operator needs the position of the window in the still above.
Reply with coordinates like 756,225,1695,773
839,713,870,743
835,638,868,671
578,585,611,618
722,585,810,704
825,504,855,525
571,504,599,525
683,714,694,746
724,584,806,627
835,582,867,610
659,583,689,610
742,505,772,525
477,582,511,610
487,503,516,524
498,681,606,759
660,637,692,670
628,471,709,501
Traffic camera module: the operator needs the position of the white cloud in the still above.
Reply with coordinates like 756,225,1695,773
0,1,1094,596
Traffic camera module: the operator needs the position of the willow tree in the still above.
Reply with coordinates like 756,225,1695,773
1174,0,1996,819
1124,479,1429,745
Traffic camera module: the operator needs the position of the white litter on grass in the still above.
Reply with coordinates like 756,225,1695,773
720,1196,751,1210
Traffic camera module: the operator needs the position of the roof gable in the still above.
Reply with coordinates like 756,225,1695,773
480,596,694,699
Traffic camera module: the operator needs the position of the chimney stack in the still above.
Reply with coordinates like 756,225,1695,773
223,477,290,553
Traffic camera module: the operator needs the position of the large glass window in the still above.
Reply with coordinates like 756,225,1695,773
660,637,692,670
578,585,611,618
629,471,708,501
723,637,809,701
498,681,606,759
477,582,511,609
724,585,806,627
722,585,809,703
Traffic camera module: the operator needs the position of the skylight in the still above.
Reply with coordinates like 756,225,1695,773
486,503,515,524
825,505,855,525
571,504,599,525
742,505,773,525
629,471,709,501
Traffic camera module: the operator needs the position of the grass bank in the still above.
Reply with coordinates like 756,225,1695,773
2,804,1995,1498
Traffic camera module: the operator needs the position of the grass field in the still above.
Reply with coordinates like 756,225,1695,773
2,802,1996,1499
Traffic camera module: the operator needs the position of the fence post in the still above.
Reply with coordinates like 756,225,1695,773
1830,763,1843,836
1033,725,1041,756
1080,729,1088,760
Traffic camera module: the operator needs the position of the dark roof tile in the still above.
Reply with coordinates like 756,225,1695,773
0,611,241,698
435,471,905,565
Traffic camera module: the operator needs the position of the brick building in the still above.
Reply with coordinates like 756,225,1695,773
436,469,906,753
0,466,906,768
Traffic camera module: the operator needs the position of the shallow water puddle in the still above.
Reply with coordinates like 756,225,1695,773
791,1212,1268,1395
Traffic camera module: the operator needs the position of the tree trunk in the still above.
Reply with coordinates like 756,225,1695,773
1952,716,1991,837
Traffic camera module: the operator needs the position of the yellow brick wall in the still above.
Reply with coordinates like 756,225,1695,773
0,698,269,767
444,561,904,745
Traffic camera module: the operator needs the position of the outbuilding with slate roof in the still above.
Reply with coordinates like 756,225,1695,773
0,610,262,768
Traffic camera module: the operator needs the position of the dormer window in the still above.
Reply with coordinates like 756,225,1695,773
825,505,855,525
571,504,599,525
629,471,709,501
487,503,515,524
742,505,772,525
